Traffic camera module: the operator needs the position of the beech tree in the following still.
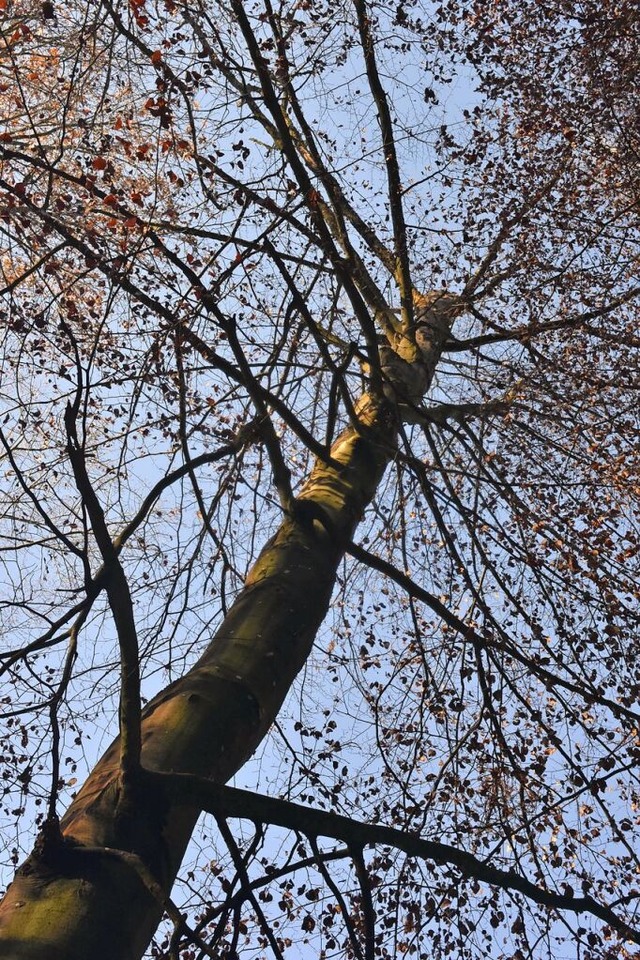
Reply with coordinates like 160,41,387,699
0,1,639,958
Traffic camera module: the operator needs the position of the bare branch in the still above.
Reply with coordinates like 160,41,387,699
146,770,640,946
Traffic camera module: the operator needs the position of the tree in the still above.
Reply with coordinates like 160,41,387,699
0,0,638,957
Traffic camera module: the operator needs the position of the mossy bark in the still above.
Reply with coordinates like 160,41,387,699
0,394,397,960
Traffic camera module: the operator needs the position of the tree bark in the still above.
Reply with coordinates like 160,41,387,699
0,391,398,960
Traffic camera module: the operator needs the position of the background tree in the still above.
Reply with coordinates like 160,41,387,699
0,1,639,958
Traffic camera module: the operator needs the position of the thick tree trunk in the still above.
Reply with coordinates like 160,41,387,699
0,291,456,960
0,392,398,960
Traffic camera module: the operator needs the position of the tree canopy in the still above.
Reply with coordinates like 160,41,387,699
0,0,639,958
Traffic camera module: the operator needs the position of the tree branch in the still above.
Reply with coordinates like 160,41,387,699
144,770,640,945
345,540,640,726
353,0,413,331
63,378,142,786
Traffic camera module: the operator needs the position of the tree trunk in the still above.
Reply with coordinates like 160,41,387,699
0,391,398,960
